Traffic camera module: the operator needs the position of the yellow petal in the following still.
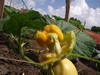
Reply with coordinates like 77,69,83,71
61,31,76,53
36,30,49,47
39,53,56,65
44,24,64,41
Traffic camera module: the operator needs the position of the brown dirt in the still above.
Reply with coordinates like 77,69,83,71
0,32,42,75
0,32,100,75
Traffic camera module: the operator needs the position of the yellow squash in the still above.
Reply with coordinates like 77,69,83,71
48,58,78,75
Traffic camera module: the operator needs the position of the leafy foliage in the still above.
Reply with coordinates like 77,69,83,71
51,15,85,30
52,15,64,20
91,26,100,33
35,15,53,24
0,17,10,31
21,27,36,37
4,5,20,17
4,10,46,36
55,20,95,57
0,6,96,61
69,17,85,30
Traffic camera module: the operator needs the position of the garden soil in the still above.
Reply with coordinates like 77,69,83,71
0,32,100,75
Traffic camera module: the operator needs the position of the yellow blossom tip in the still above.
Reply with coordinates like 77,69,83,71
44,24,64,41
36,30,49,47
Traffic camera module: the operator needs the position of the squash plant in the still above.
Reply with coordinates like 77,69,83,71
0,6,100,74
3,10,47,63
35,24,78,75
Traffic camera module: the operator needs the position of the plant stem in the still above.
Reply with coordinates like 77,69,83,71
49,64,55,75
18,29,35,64
18,32,35,62
18,30,24,56
69,53,100,63
18,29,45,68
75,30,81,36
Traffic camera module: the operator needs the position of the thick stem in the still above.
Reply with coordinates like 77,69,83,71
18,30,24,56
18,37,41,67
49,64,55,75
18,29,34,63
69,53,100,63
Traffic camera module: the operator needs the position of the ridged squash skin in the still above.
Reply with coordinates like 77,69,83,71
48,58,78,75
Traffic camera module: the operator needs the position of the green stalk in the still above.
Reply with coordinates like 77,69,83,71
18,31,34,62
18,30,24,56
18,36,41,67
49,64,55,75
17,29,42,68
69,53,100,63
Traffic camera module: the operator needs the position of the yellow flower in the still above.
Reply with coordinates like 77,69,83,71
36,24,64,47
35,24,77,75
38,31,76,65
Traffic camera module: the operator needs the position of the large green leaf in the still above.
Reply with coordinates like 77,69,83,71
55,20,95,57
73,31,95,57
4,10,41,35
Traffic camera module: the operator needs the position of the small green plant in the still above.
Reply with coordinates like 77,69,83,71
3,10,46,63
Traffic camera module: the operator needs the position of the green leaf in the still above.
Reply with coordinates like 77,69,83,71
35,15,53,24
43,15,52,24
69,19,85,30
55,20,75,34
4,10,41,36
0,17,10,31
4,5,20,16
25,20,46,29
21,27,36,36
73,31,95,57
55,20,95,57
